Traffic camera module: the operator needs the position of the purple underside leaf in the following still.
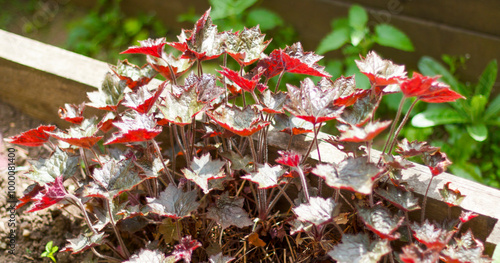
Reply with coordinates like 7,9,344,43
375,184,420,211
207,104,270,137
337,91,381,126
207,192,253,230
124,249,173,263
396,138,439,158
441,230,492,263
328,233,391,263
105,113,162,144
439,182,466,207
242,163,286,189
399,243,440,263
338,120,391,142
121,37,166,58
86,72,126,111
272,113,314,136
83,157,143,199
257,90,287,114
25,147,79,185
209,252,236,263
147,184,199,219
357,204,404,240
225,26,270,66
109,59,157,90
26,175,68,213
293,197,339,226
284,78,344,124
61,232,107,254
182,153,226,194
312,156,382,195
411,220,455,250
5,125,56,147
218,66,264,92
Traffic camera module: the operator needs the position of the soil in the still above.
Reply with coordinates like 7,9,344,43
0,102,91,263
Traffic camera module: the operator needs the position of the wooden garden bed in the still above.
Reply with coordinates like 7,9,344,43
1,29,500,256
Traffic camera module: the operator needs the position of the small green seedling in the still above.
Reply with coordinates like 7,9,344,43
40,241,58,263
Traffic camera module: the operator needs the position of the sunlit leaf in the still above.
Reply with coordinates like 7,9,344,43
242,163,286,189
423,149,452,176
58,103,85,124
338,120,391,142
207,192,253,230
459,210,478,223
328,233,391,263
26,176,68,212
396,138,439,157
312,157,382,194
86,73,126,111
110,60,157,90
16,183,44,209
275,150,302,168
173,236,202,263
355,51,406,87
257,90,287,114
284,78,344,124
293,197,339,226
381,154,415,170
105,114,162,144
411,220,455,250
225,26,270,66
5,125,56,147
207,104,270,137
358,204,404,240
325,135,366,156
441,230,492,263
46,118,103,148
337,91,381,126
439,182,466,207
122,85,162,114
401,73,465,103
375,184,420,212
147,184,199,219
218,66,264,92
182,153,226,193
121,37,166,58
399,243,440,263
124,249,169,263
147,53,194,81
272,113,314,136
158,84,209,126
25,147,79,184
332,76,368,107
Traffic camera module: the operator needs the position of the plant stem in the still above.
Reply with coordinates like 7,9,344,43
169,124,176,175
381,97,406,158
249,137,267,219
275,71,285,92
301,123,319,165
105,199,130,258
91,247,121,262
66,194,98,235
421,175,434,223
405,211,413,243
295,166,310,203
151,140,175,187
387,99,419,154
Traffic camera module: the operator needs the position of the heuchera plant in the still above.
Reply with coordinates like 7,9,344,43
7,8,493,263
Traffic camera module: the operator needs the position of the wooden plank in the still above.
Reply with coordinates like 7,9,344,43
1,29,499,254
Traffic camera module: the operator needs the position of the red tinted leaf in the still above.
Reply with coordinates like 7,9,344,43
16,183,44,209
147,53,194,81
5,125,56,147
257,90,287,114
207,192,253,230
124,249,169,263
105,114,162,144
375,184,420,212
61,232,107,254
182,153,226,193
98,112,116,133
260,42,331,79
272,113,313,136
400,73,438,98
441,230,492,263
338,120,391,142
419,85,466,103
122,85,162,114
46,118,103,148
423,149,452,176
242,163,286,189
58,103,85,124
147,184,199,219
120,37,166,58
312,157,382,194
86,73,126,111
293,197,339,226
358,204,404,240
225,26,270,66
439,182,466,207
399,243,440,263
218,66,264,93
401,73,465,103
284,78,344,124
168,8,226,61
207,105,270,137
26,176,68,212
110,60,157,90
275,150,302,167
173,236,202,262
459,210,478,223
331,76,368,106
328,233,391,263
325,135,366,156
356,51,406,86
411,220,455,250
396,138,439,158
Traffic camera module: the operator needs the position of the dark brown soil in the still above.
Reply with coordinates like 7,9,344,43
0,102,90,262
